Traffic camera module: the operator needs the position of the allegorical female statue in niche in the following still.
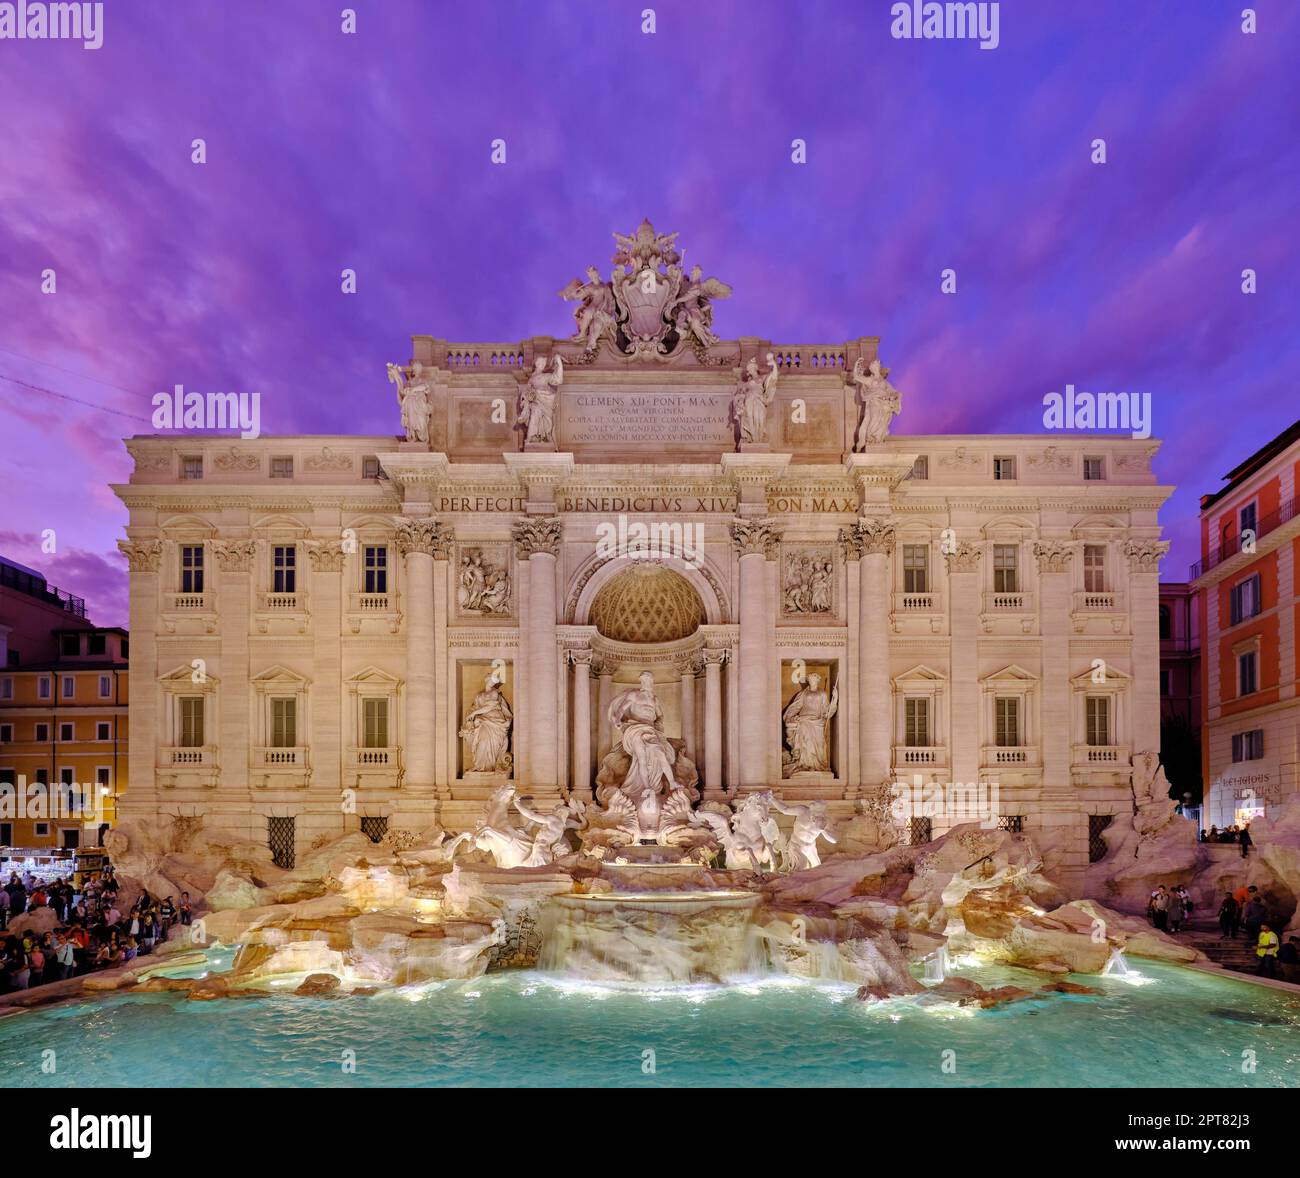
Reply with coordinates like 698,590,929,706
459,671,513,773
731,353,779,445
387,361,432,444
517,355,563,447
848,357,901,450
782,673,838,775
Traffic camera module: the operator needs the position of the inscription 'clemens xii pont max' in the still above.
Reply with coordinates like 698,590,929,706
562,391,733,446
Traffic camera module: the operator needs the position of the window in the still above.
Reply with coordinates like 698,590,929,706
99,674,112,698
0,725,10,743
1229,574,1261,625
1083,456,1105,481
121,639,129,658
1159,604,1171,640
360,816,389,844
993,544,1018,593
62,675,75,698
59,766,74,786
268,816,295,870
1240,502,1257,541
96,722,111,741
0,822,10,845
37,676,50,700
180,455,203,480
993,456,1017,481
363,456,381,480
0,677,11,700
34,822,49,838
910,455,929,480
1238,650,1258,697
96,766,111,788
179,696,205,747
270,455,294,479
180,545,204,594
59,722,74,742
88,633,106,656
904,698,930,747
273,545,296,594
35,768,48,786
364,546,388,594
1160,669,1172,697
60,633,80,656
1083,545,1106,593
1085,696,1111,746
363,698,389,748
35,723,49,742
270,697,297,747
1232,730,1265,762
902,545,929,594
995,697,1021,746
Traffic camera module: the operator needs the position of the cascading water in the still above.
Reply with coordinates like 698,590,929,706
537,890,765,985
1102,947,1137,977
923,945,949,983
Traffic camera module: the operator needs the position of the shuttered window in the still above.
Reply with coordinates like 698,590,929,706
179,697,205,747
995,697,1021,746
271,697,297,747
363,698,388,748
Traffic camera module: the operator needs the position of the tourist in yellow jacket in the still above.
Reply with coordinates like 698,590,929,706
1256,924,1280,978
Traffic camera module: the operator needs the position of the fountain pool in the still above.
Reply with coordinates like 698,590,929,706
3,958,1299,1088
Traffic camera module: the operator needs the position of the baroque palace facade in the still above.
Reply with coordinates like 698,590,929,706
114,223,1171,885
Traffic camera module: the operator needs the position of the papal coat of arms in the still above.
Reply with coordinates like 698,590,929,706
558,219,732,361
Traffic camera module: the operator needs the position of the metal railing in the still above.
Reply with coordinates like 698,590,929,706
1190,495,1298,580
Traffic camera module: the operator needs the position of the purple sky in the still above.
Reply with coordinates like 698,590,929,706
2,0,1298,627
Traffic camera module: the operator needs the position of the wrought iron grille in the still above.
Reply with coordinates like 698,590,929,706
909,817,933,846
997,815,1024,834
1088,814,1114,863
268,816,295,869
360,816,388,844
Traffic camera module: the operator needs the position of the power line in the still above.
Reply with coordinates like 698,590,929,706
0,373,153,424
0,344,154,401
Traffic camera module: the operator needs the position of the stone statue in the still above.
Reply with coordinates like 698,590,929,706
725,792,782,871
849,358,901,449
558,266,618,351
606,671,681,838
388,361,432,444
459,672,513,773
771,799,838,871
514,795,585,864
782,673,838,775
1131,750,1171,805
668,264,732,347
517,355,563,447
731,353,779,446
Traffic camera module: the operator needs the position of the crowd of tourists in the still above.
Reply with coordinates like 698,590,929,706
1199,824,1254,857
1149,880,1298,980
0,867,193,993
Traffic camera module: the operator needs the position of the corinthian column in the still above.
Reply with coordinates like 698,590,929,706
569,649,593,800
396,518,449,791
702,648,726,798
118,539,164,817
733,520,781,788
513,518,563,790
847,517,894,788
679,653,700,763
1122,539,1170,759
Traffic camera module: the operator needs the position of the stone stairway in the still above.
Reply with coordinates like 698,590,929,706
1182,917,1265,976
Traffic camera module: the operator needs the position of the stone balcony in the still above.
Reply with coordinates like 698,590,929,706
980,590,1036,634
261,591,303,612
893,744,947,769
1072,743,1129,767
255,745,308,767
345,592,402,634
165,592,208,611
981,745,1041,769
165,745,217,766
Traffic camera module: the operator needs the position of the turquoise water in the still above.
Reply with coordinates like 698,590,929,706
2,959,1299,1087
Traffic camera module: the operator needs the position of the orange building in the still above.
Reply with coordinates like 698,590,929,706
1193,421,1300,829
0,556,129,849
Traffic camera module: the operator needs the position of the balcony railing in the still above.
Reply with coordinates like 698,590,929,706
256,745,307,766
981,745,1040,767
1073,743,1129,766
166,592,207,611
261,592,301,611
348,592,392,612
1073,590,1118,612
167,745,216,765
896,592,938,612
984,591,1030,611
894,745,944,766
348,746,400,769
1191,495,1299,580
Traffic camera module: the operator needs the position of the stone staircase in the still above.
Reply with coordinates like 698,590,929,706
1183,916,1266,976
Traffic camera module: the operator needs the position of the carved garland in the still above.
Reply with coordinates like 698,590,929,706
1032,541,1074,574
1120,539,1170,574
212,540,257,572
944,542,982,573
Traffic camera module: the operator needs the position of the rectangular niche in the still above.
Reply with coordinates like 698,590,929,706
457,659,515,780
779,658,839,780
780,544,837,621
454,543,514,620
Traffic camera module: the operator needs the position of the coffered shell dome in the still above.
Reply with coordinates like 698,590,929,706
589,564,706,644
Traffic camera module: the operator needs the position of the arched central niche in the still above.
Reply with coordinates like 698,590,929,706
589,563,706,644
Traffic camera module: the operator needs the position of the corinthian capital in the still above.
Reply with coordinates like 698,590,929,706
395,518,453,558
852,517,896,556
1032,541,1074,574
212,540,257,573
731,519,782,558
1120,539,1170,574
118,539,163,573
837,527,863,561
512,517,563,558
305,540,347,572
